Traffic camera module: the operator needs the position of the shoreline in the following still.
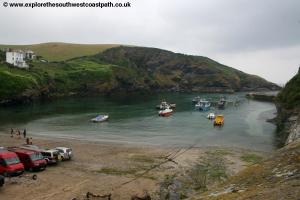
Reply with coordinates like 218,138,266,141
0,131,273,154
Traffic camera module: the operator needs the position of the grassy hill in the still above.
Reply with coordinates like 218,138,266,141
0,42,120,61
277,68,300,109
0,45,280,104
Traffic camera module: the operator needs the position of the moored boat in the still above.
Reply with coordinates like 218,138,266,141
195,99,211,111
91,115,109,122
207,113,215,119
214,115,224,126
218,97,226,109
158,108,173,117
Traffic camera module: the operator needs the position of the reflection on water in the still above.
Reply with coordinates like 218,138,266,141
0,93,276,151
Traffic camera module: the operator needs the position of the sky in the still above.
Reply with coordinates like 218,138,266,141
0,0,299,84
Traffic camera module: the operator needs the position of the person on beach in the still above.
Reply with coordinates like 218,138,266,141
10,128,14,138
23,129,27,138
17,130,21,139
26,137,30,145
29,137,33,145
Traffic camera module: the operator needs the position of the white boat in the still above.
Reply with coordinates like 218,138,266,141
195,99,211,111
207,113,215,119
91,115,109,122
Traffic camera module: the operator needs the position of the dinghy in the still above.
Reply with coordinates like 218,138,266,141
91,115,109,122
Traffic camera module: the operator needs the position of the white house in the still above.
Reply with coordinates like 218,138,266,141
6,50,35,68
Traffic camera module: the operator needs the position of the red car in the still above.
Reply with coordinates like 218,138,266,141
0,148,24,177
8,147,47,171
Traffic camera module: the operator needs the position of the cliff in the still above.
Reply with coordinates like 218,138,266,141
275,68,300,146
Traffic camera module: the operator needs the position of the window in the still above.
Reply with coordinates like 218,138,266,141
4,157,20,165
0,158,6,166
30,153,44,161
41,152,51,157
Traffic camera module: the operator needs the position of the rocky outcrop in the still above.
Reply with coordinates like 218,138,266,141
246,91,279,102
285,115,300,145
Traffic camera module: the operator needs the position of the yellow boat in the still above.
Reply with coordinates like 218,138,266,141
214,115,224,126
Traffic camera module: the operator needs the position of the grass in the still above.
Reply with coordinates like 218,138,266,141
0,42,120,61
240,153,263,164
0,63,39,98
96,167,138,176
130,154,155,163
206,149,233,156
277,69,300,109
96,166,157,180
0,56,118,100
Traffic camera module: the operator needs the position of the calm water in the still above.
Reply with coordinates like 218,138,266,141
0,93,277,151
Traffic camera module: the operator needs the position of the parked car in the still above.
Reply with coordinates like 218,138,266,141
0,175,4,187
8,147,47,171
55,147,73,161
41,149,62,164
0,148,24,177
21,145,62,165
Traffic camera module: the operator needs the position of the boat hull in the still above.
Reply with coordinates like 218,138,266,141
158,109,173,117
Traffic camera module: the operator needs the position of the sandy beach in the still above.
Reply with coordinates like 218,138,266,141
0,132,267,200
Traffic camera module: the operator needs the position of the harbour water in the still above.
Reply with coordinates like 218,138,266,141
0,93,277,151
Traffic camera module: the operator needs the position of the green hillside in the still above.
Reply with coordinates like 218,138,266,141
0,45,280,105
0,42,120,61
277,68,300,109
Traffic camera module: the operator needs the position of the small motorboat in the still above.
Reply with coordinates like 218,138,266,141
91,115,109,123
207,113,215,119
195,99,211,111
214,115,224,126
218,97,226,109
158,108,173,117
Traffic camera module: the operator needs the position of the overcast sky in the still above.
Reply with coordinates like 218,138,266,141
0,0,299,84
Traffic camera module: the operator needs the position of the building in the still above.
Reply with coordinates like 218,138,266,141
5,50,35,68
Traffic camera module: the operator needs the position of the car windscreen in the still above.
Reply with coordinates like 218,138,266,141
56,149,64,153
4,157,20,165
30,153,44,161
41,152,51,157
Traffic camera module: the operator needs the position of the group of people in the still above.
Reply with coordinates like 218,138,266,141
10,128,33,145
